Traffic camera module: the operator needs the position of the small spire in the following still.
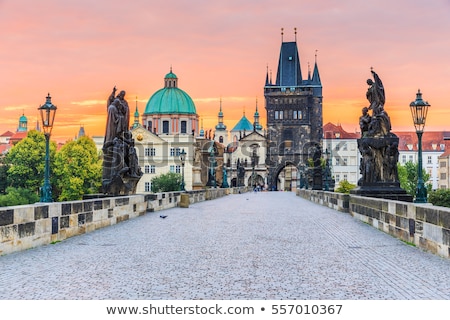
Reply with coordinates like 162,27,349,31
308,61,311,81
170,65,172,73
281,27,284,42
294,27,297,42
220,97,223,112
315,49,318,63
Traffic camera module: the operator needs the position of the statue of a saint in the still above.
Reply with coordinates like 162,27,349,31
102,87,142,195
366,70,385,115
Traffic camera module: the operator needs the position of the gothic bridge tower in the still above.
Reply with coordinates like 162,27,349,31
264,29,323,190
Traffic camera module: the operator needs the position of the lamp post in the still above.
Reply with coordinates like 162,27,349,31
38,93,57,202
409,89,430,203
179,149,186,191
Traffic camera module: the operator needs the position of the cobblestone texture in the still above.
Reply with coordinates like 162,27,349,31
0,192,449,300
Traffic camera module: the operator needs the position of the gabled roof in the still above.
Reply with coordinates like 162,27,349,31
0,130,14,137
240,130,266,141
323,122,359,139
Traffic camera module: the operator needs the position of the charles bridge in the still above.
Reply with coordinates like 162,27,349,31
0,189,450,299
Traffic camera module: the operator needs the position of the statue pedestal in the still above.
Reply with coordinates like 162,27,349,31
355,136,412,202
351,183,413,202
192,167,204,190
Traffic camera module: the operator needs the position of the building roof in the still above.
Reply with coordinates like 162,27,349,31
394,131,447,152
9,131,28,144
275,41,302,86
231,115,254,132
144,70,197,115
0,144,11,154
323,122,359,139
0,130,14,137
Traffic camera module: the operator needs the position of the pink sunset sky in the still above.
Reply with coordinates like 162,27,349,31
1,0,449,142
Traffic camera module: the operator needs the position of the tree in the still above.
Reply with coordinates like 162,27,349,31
5,130,56,194
335,180,356,194
0,155,9,194
397,161,431,198
53,136,102,201
0,187,39,207
151,172,182,193
428,189,450,208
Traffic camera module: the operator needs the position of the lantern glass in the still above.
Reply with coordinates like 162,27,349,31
409,90,429,133
179,149,186,164
38,94,57,135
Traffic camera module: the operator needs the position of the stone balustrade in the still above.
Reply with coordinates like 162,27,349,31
0,187,248,256
297,189,450,259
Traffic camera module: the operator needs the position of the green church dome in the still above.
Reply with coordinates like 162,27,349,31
144,70,197,115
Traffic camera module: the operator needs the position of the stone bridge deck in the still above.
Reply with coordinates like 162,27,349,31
0,192,449,299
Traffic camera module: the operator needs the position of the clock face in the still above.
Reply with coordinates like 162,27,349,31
136,134,143,141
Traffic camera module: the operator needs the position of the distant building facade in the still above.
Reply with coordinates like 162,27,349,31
323,123,360,186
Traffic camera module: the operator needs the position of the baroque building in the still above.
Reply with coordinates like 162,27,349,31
264,31,323,190
132,69,198,193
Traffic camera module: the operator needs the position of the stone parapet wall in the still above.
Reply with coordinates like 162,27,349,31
0,188,243,256
297,189,450,259
296,189,350,213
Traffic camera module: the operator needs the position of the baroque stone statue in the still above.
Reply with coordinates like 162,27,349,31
352,70,411,201
102,87,143,195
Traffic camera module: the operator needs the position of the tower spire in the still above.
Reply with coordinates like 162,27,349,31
294,27,297,42
281,27,284,42
215,97,227,131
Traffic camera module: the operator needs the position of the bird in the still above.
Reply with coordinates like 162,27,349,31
160,215,167,219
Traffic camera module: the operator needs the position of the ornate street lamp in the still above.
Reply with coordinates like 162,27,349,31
410,89,430,203
38,93,57,202
179,148,186,191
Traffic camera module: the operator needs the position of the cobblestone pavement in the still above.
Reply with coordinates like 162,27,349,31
1,192,450,300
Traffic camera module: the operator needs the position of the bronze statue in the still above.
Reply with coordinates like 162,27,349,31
102,87,143,195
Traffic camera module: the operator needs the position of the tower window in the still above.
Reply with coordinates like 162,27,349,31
219,136,224,143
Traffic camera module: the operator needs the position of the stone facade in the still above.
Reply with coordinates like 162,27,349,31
264,38,323,190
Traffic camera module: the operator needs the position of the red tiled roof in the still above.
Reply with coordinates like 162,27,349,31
394,131,447,152
323,122,359,139
0,144,11,154
9,131,28,144
0,130,14,137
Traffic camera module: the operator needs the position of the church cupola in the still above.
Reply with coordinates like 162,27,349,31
164,66,178,88
17,113,28,132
